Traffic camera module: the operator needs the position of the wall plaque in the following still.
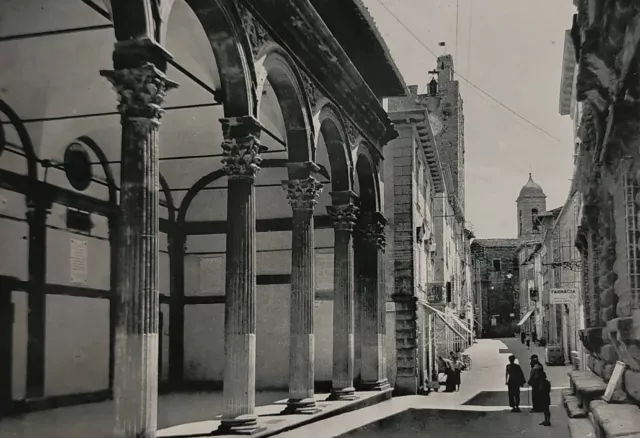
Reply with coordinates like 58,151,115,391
70,238,88,284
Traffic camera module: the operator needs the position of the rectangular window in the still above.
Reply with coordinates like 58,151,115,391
492,259,502,272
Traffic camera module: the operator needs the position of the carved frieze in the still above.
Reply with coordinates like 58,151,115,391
282,177,323,211
238,5,272,58
100,63,178,121
344,118,358,149
299,70,322,112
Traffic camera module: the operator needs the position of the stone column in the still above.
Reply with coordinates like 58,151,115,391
281,162,323,414
217,116,266,435
25,197,51,399
327,191,359,401
101,40,178,438
357,212,390,391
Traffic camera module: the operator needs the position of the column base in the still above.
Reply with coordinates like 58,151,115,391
281,398,321,415
214,415,266,436
327,386,358,401
360,378,391,391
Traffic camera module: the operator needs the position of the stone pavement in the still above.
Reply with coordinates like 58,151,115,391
275,338,572,437
0,391,289,438
0,339,572,437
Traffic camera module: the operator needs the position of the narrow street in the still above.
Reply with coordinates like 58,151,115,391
275,338,572,437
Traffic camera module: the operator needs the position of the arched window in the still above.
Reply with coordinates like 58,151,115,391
532,208,539,231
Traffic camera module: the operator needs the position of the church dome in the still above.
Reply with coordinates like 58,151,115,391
518,173,546,199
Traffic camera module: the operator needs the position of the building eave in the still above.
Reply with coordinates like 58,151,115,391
559,29,577,116
389,108,445,193
310,0,407,97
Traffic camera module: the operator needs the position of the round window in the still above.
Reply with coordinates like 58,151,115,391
63,143,93,191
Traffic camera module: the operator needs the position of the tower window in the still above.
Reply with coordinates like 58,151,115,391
532,208,539,231
493,259,502,272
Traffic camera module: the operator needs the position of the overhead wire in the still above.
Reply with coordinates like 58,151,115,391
375,0,562,143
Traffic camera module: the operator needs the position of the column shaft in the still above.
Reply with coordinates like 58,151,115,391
357,213,389,391
327,201,358,401
282,172,323,414
218,116,266,435
25,198,49,398
101,60,178,438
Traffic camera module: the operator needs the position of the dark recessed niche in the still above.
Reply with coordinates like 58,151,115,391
63,142,92,191
66,209,93,232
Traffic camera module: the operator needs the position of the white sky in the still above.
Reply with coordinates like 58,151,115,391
362,0,577,238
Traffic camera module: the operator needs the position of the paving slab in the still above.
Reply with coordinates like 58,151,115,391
568,417,596,438
590,400,640,437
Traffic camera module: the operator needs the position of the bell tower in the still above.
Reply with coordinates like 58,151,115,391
517,174,547,238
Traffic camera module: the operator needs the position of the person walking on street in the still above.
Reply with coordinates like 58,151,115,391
505,355,525,412
528,354,545,413
525,333,531,350
449,351,462,392
521,330,526,344
538,371,552,426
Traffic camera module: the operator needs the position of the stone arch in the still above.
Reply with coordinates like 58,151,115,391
317,103,352,192
255,43,313,164
159,173,176,224
111,0,255,117
0,99,38,185
355,143,380,212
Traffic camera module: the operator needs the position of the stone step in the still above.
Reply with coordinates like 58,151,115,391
569,370,607,411
565,399,587,418
568,417,596,438
590,400,640,438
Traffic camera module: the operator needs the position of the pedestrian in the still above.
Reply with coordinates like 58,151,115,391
449,351,461,391
505,354,525,412
454,356,463,391
526,333,531,350
538,371,552,426
527,354,545,413
521,330,526,344
439,356,456,392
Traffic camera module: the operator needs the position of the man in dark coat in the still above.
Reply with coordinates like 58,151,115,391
528,354,545,413
505,355,525,412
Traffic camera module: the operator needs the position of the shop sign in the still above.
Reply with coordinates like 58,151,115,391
550,288,578,304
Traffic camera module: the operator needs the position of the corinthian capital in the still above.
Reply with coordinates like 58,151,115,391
220,116,267,179
282,177,323,211
327,204,359,232
356,212,387,250
100,63,178,121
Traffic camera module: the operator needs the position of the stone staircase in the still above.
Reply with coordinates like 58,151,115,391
563,370,640,438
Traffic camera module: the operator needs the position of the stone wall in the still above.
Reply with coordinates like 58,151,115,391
471,241,520,337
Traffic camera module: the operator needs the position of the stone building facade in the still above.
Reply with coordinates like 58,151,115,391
558,2,640,436
384,55,471,395
472,239,521,338
0,0,408,435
